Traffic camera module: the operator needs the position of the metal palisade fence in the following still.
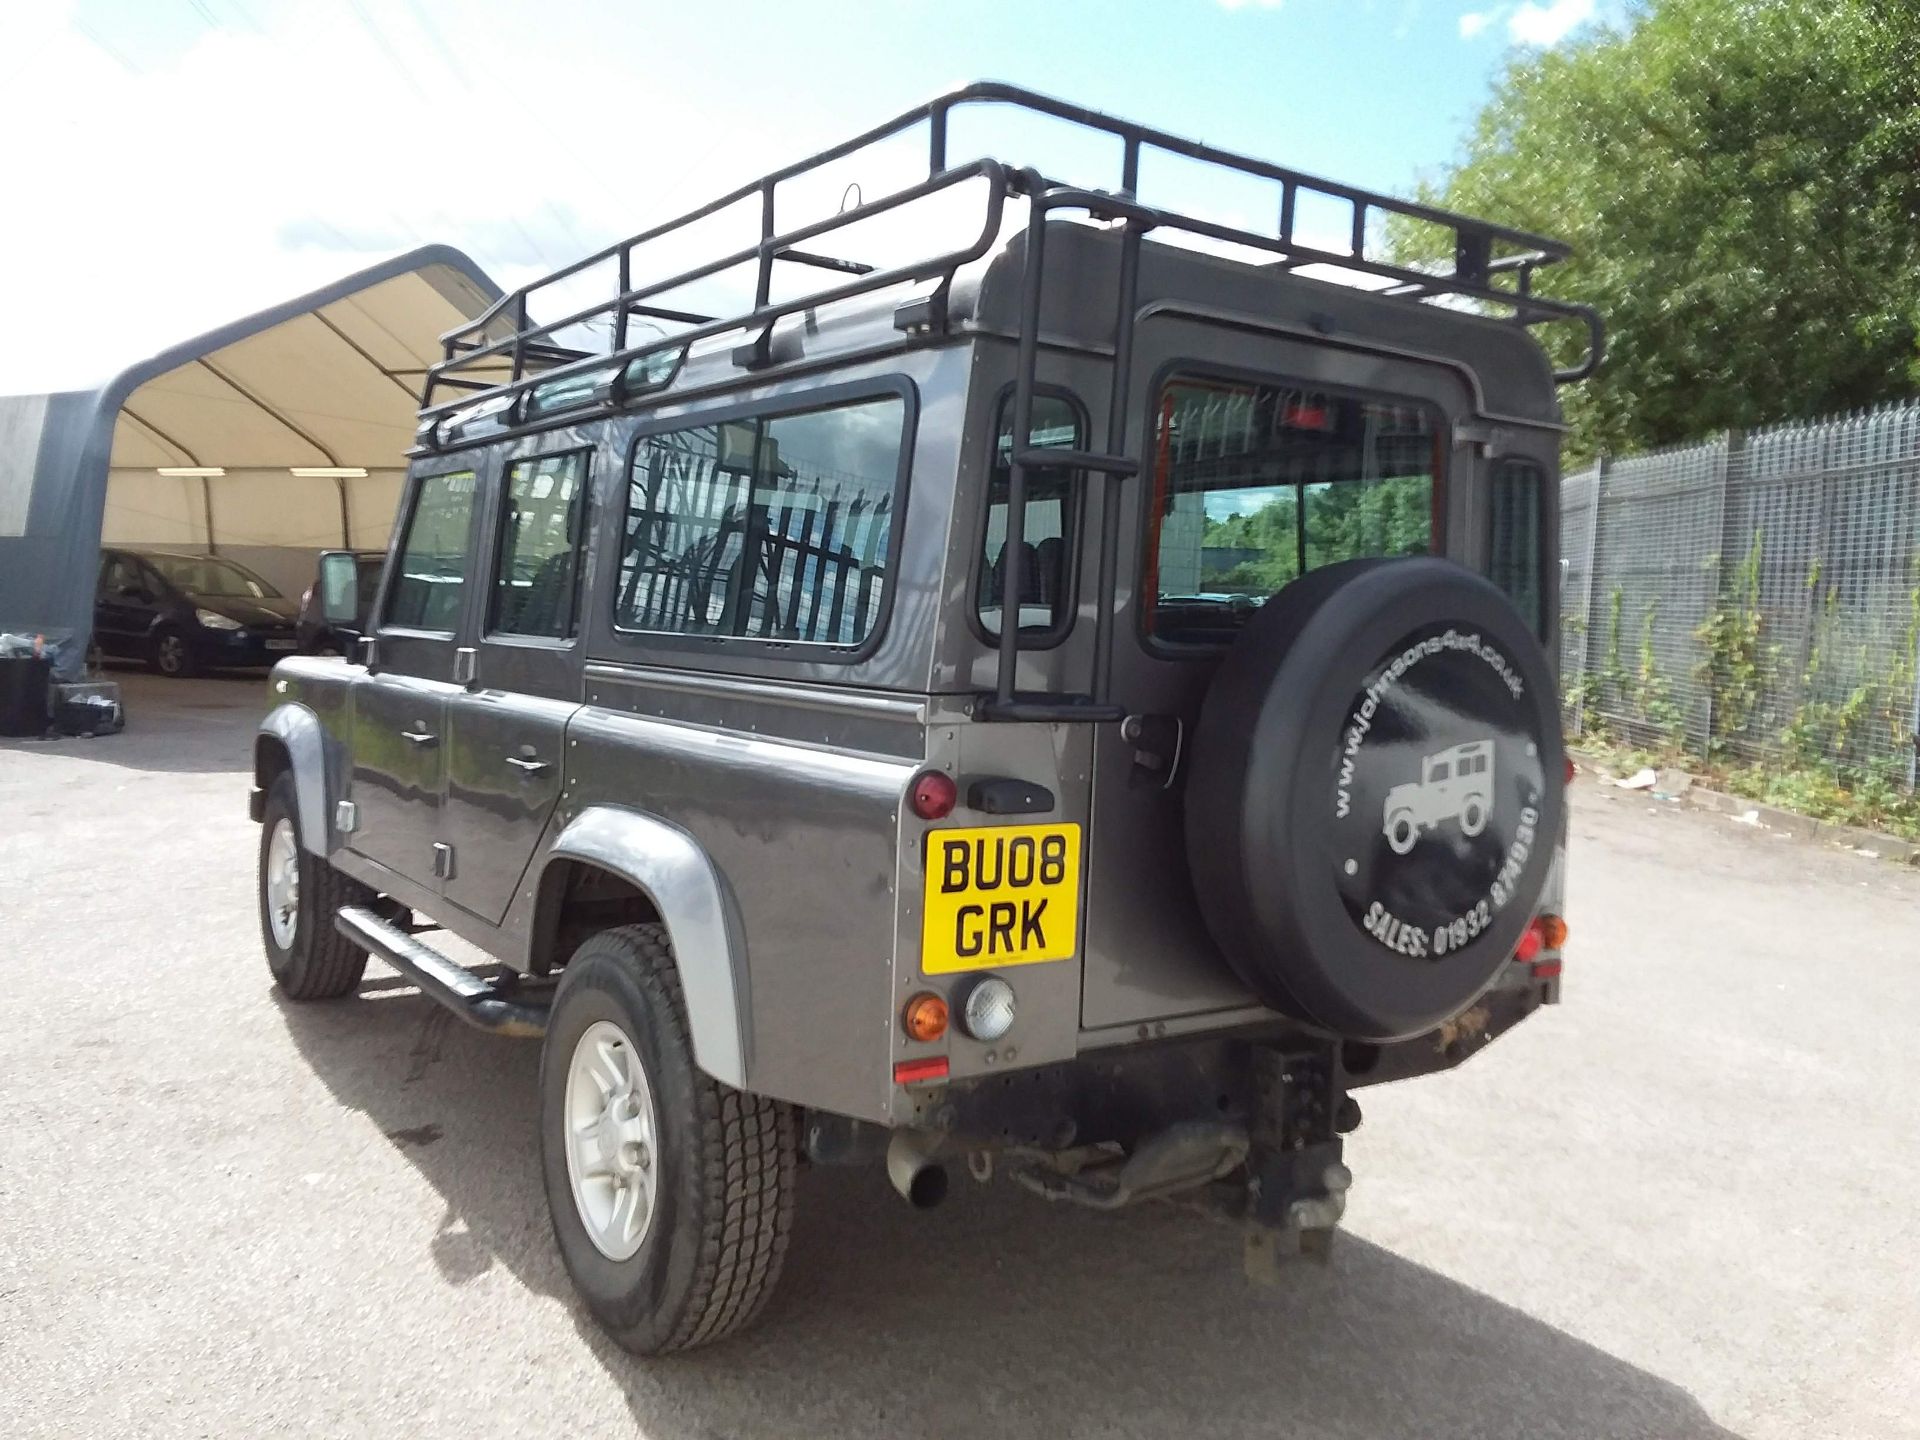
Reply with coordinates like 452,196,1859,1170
1560,397,1920,789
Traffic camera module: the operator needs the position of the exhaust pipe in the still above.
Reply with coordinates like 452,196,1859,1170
886,1129,949,1209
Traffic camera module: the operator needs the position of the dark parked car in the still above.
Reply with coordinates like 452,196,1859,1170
94,548,299,677
295,550,384,656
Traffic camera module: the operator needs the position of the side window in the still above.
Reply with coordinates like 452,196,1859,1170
385,469,478,632
614,394,905,648
491,451,590,640
1489,458,1545,635
977,391,1082,640
100,556,140,596
1144,374,1440,648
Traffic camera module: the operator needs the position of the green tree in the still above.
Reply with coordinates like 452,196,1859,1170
1392,0,1920,461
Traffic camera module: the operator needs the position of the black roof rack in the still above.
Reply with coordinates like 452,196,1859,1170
423,82,1602,726
420,81,1601,428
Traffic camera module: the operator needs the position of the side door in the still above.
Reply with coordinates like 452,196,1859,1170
94,553,148,656
1080,317,1475,1033
440,446,592,923
347,460,487,884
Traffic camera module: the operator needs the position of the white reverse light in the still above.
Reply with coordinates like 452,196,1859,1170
959,975,1016,1042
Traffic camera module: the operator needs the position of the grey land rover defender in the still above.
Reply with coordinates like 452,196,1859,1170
253,83,1598,1354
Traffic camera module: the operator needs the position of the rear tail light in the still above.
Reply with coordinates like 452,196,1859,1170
1564,754,1576,784
908,769,957,821
1514,913,1569,967
893,1056,949,1086
902,992,949,1043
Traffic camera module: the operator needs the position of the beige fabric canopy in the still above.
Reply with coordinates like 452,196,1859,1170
97,251,499,594
0,246,500,668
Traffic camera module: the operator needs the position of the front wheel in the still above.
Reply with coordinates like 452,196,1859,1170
539,924,795,1354
258,773,373,999
150,626,198,678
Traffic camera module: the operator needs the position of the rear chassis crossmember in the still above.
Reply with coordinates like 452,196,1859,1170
808,976,1549,1261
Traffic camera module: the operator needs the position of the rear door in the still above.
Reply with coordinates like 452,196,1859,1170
347,460,486,884
1080,316,1476,1033
440,446,591,923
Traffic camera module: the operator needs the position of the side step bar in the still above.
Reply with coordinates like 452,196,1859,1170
334,905,549,1039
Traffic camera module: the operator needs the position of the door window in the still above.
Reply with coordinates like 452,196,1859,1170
386,469,478,632
490,451,590,640
1143,373,1441,648
1489,458,1546,635
100,555,143,598
614,394,906,649
976,391,1083,641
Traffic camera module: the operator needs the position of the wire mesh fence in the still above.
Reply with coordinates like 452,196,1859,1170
1561,397,1920,790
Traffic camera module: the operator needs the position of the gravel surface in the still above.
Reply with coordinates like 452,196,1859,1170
3,670,1916,1439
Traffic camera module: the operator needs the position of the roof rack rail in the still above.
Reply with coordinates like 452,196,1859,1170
420,81,1602,429
422,82,1603,724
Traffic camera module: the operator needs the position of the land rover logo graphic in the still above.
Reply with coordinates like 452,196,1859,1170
1329,624,1546,961
1381,739,1494,855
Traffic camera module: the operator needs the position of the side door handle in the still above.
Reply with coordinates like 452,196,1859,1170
504,750,550,776
401,726,439,747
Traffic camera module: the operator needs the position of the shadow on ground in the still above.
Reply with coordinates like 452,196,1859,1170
280,987,1740,1440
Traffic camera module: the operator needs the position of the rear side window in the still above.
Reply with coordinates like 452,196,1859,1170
977,392,1083,640
386,469,477,631
1144,373,1441,648
491,451,590,640
1489,458,1545,634
613,395,905,649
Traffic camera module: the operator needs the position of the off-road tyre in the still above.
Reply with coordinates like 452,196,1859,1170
539,923,796,1355
258,772,373,1000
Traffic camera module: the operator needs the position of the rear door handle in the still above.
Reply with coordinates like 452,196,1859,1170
401,727,438,747
505,753,550,775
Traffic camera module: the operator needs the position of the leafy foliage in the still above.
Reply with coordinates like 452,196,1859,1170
1391,0,1920,462
1200,475,1430,591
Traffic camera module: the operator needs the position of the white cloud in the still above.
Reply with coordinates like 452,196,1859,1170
1507,0,1595,45
1458,8,1499,37
0,2,864,393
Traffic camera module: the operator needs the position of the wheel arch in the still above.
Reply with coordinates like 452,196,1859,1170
255,703,332,854
534,806,750,1089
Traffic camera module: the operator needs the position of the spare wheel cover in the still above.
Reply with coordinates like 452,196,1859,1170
1185,556,1565,1042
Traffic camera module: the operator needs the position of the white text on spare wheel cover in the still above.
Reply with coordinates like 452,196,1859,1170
1336,629,1524,821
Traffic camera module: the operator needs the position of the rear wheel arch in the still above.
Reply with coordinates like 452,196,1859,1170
535,808,751,1090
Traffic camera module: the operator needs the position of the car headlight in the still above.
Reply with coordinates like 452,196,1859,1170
195,608,241,631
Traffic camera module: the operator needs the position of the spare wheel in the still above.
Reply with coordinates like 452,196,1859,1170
1185,557,1565,1042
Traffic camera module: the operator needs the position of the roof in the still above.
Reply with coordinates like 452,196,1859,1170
101,245,500,471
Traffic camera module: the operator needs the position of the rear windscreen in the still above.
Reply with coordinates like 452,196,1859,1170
1143,373,1441,648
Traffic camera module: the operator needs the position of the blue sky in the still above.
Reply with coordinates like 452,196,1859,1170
0,0,1618,391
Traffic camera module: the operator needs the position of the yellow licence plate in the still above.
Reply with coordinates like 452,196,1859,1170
921,824,1082,974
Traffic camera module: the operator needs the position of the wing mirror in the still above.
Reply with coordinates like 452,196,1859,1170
316,551,365,626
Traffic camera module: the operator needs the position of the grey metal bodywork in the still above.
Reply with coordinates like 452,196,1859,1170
258,219,1565,1127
